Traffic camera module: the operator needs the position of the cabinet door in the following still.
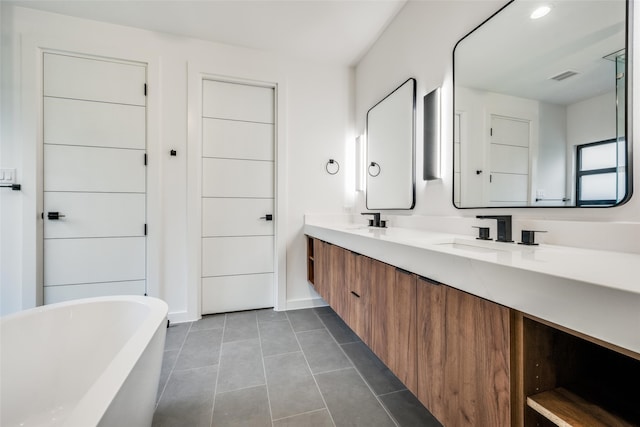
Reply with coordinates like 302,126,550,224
416,277,446,420
328,244,348,319
370,261,417,393
370,259,396,365
443,286,512,426
346,252,371,344
390,269,418,393
417,279,512,426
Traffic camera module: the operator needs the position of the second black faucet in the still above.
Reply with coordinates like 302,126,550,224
362,212,386,228
476,215,513,242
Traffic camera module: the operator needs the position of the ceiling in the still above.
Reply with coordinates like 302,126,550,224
455,0,626,106
6,0,408,66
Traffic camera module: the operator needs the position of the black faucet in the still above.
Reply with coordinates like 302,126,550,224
476,215,513,242
361,212,386,228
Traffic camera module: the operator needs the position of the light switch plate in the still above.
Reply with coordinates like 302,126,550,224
0,169,16,184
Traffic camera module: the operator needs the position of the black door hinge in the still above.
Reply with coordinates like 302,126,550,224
144,224,147,235
144,84,147,96
490,128,493,136
144,153,147,165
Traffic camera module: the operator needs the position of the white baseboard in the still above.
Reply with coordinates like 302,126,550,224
169,298,326,319
168,310,199,324
284,297,328,311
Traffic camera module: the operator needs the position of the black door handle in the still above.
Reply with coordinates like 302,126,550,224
47,212,66,220
260,214,273,221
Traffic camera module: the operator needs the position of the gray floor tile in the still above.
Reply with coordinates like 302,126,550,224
315,368,396,427
379,390,442,427
217,338,265,393
212,385,271,427
297,329,352,374
156,349,179,402
264,352,326,419
190,313,225,331
164,322,191,350
313,306,335,316
173,328,223,370
257,308,288,322
273,409,335,427
287,309,325,332
259,319,300,357
152,365,217,427
155,307,436,427
341,341,405,395
319,313,360,344
223,311,258,342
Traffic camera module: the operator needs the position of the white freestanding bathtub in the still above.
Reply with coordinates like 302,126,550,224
0,295,168,427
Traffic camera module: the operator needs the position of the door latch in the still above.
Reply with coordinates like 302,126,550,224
260,214,273,221
47,212,66,220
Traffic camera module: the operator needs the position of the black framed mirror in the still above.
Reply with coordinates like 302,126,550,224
366,78,416,210
453,0,632,208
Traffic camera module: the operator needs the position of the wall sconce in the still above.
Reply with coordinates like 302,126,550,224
423,87,441,180
355,135,366,191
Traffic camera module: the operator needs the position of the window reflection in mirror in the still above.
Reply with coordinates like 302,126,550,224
453,0,631,208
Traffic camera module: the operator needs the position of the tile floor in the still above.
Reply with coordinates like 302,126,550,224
152,306,442,427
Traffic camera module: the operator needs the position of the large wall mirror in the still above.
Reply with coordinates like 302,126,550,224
366,78,416,210
453,0,632,208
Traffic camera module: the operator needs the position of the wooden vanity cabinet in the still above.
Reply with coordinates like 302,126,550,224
370,265,418,393
345,251,371,344
368,259,398,364
307,237,371,343
416,277,445,418
307,236,640,427
417,277,513,427
327,244,348,320
311,238,328,299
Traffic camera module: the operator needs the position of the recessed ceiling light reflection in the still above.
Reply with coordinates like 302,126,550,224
530,5,551,19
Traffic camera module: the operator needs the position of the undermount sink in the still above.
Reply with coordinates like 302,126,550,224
435,237,522,253
339,224,370,231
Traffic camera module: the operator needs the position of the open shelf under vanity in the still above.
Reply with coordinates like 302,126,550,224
306,236,315,285
522,316,640,427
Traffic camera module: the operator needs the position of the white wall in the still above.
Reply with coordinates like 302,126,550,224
537,102,567,204
0,5,352,317
355,0,639,227
567,91,617,146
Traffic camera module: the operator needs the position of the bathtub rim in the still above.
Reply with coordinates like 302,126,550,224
1,295,168,427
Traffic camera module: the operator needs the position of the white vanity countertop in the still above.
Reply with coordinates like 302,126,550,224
303,220,640,355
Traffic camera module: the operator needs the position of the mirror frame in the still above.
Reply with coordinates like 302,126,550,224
366,77,417,210
452,0,633,209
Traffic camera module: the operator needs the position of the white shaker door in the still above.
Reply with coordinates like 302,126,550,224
489,115,530,206
43,53,147,304
201,80,275,314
